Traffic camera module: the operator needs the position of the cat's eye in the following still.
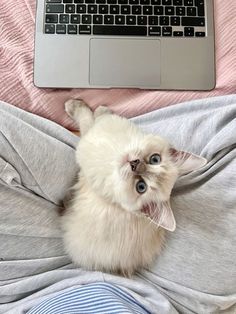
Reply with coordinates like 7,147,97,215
136,179,147,194
149,154,161,165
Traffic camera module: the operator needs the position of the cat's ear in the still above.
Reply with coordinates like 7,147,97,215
158,200,176,232
144,201,176,232
169,148,207,176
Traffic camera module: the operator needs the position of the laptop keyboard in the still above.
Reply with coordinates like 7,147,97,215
44,0,206,37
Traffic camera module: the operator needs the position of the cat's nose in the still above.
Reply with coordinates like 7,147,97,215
130,159,140,171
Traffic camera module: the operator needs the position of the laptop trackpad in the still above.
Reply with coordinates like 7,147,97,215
89,38,161,88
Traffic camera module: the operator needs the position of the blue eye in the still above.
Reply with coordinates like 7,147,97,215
136,180,147,194
149,154,161,165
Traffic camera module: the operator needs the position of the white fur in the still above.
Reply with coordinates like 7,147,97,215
62,100,207,276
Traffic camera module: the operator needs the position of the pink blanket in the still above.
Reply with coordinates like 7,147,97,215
0,0,235,130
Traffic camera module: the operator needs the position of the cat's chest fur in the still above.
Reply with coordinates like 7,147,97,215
62,175,165,276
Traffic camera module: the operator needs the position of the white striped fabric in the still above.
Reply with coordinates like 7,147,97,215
27,283,151,314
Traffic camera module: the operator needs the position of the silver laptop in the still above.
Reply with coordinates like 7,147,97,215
34,0,215,90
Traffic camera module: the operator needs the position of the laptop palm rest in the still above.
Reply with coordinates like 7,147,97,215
89,38,161,88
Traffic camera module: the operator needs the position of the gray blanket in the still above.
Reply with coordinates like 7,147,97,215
0,95,235,314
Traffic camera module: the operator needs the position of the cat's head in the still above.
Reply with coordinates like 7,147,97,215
113,134,206,231
77,119,206,232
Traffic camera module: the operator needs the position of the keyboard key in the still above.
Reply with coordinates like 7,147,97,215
195,0,205,16
151,0,161,4
71,14,80,23
176,6,185,15
88,5,98,13
162,0,171,4
110,5,119,14
138,16,147,25
187,7,196,16
154,6,163,15
85,0,95,3
107,0,116,3
93,15,103,24
45,14,58,23
68,24,78,34
118,0,128,3
143,6,153,15
126,15,136,24
74,0,84,3
195,31,205,36
129,0,139,4
121,5,130,14
99,5,109,13
56,24,66,33
148,26,161,36
173,30,183,36
184,26,194,36
171,16,180,25
79,25,91,34
165,6,174,15
65,4,75,12
104,15,114,24
182,17,205,26
173,0,182,5
45,24,55,33
160,16,169,25
93,25,147,35
59,14,69,23
46,4,64,13
115,15,125,24
63,0,73,3
140,0,150,4
162,26,172,36
82,15,92,23
149,16,159,25
132,6,141,14
184,0,193,5
77,4,86,13
46,0,62,3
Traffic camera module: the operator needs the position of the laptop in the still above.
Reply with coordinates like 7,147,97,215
34,0,215,90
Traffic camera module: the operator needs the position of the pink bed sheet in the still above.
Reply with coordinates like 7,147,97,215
0,0,235,130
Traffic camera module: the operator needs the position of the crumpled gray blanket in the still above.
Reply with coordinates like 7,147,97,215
0,95,235,314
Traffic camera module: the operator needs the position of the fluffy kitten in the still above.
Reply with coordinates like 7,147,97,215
61,99,206,276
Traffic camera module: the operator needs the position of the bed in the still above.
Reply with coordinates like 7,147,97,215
0,0,235,130
0,1,236,313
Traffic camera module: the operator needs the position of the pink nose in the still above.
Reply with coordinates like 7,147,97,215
130,159,140,171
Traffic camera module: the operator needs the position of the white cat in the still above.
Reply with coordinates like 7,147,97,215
61,99,206,276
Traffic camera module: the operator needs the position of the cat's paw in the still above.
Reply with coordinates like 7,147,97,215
65,99,87,119
94,105,112,118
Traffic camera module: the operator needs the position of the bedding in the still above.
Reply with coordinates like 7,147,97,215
0,95,235,314
0,0,235,130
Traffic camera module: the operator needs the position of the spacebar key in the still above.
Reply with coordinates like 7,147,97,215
93,26,147,36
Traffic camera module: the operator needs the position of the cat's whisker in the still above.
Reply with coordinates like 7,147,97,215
148,218,154,226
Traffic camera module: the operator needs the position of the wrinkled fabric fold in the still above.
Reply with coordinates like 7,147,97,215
0,95,235,313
